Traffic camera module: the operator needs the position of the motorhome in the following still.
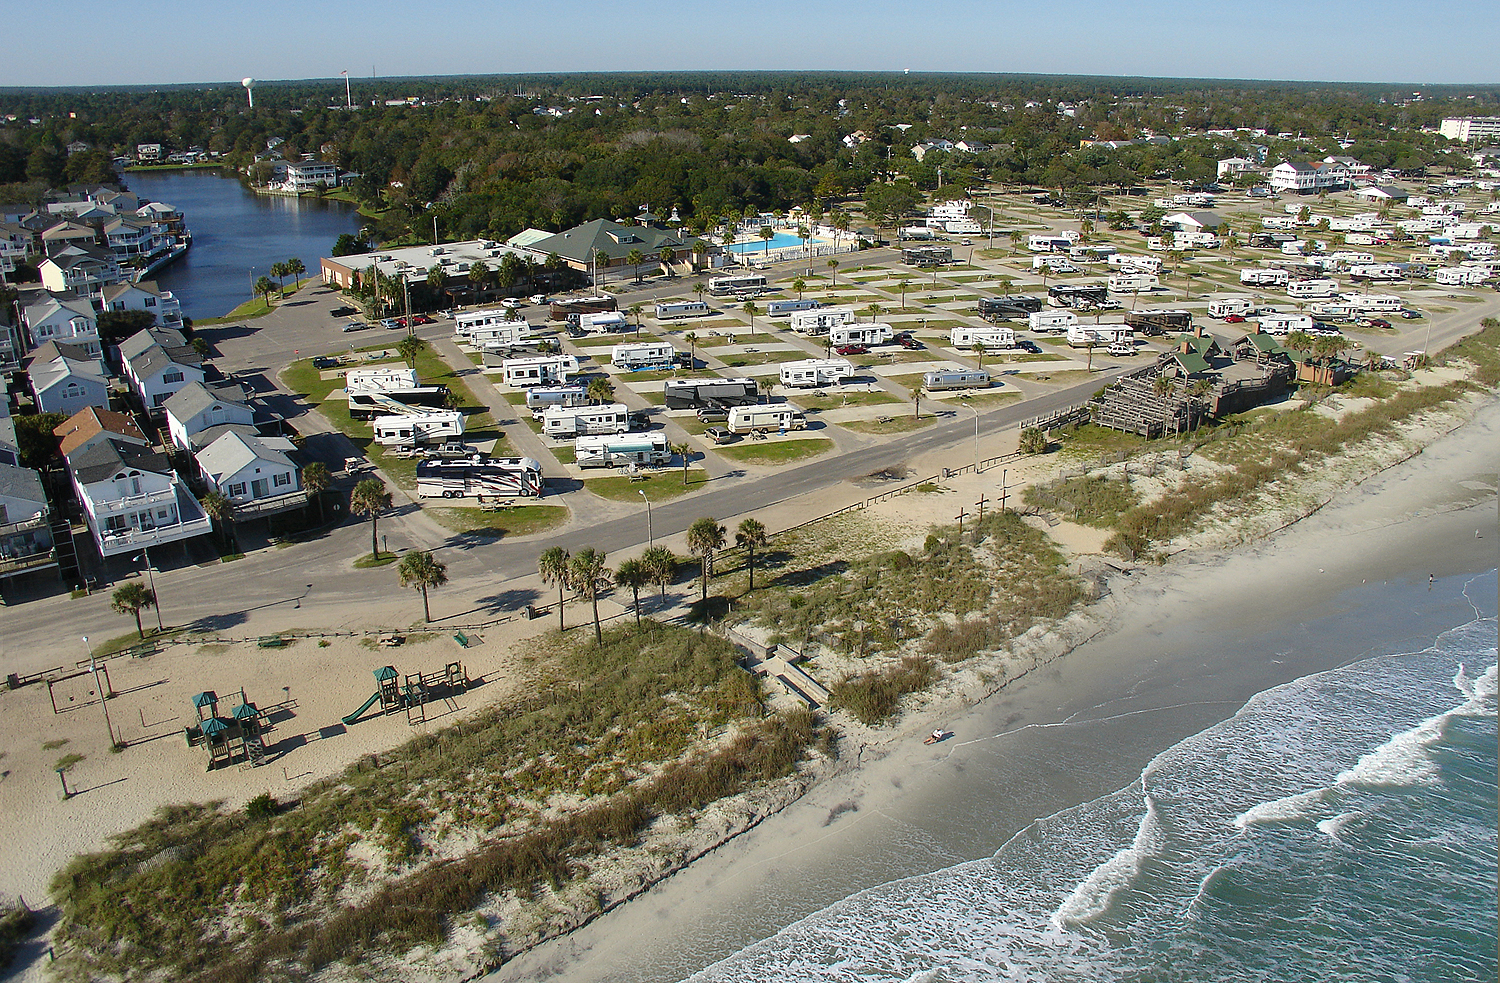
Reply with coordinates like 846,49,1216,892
727,405,807,434
902,246,953,266
1032,255,1079,274
1206,298,1255,319
610,342,676,371
1240,268,1290,287
1028,234,1076,252
922,369,991,391
347,386,452,420
549,296,616,320
1107,272,1159,293
950,326,1016,348
454,307,527,340
417,457,543,498
654,301,712,320
779,358,855,388
525,385,589,419
898,225,937,240
1258,313,1315,337
663,377,759,409
1028,310,1078,333
829,322,894,347
345,367,420,394
1069,245,1118,263
578,311,629,333
978,296,1044,321
1124,310,1192,335
373,411,464,447
502,354,579,387
574,433,671,469
1286,279,1339,299
1067,324,1132,348
766,298,820,317
542,402,631,438
1046,284,1110,309
708,273,768,297
790,305,857,336
468,320,531,348
1107,253,1163,273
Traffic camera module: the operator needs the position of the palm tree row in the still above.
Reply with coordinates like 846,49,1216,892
538,544,677,640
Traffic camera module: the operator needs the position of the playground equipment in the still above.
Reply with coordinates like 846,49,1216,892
343,662,468,726
184,688,268,770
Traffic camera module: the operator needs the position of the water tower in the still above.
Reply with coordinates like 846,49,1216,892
242,78,256,109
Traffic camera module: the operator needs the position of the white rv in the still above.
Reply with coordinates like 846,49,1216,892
502,354,579,387
727,405,807,434
1330,251,1376,266
1286,279,1339,299
1032,255,1078,273
610,342,676,370
345,366,420,394
654,301,712,320
542,402,630,438
525,385,589,419
1107,272,1159,293
829,322,894,346
1107,253,1163,273
950,326,1016,349
574,433,670,469
1173,232,1219,249
454,306,526,340
1240,268,1290,287
1349,264,1403,282
1259,313,1315,337
578,311,629,333
372,411,464,447
1028,233,1077,252
779,358,855,388
1028,310,1078,333
1067,324,1132,348
468,320,531,348
1206,297,1255,318
1433,267,1489,286
899,225,937,240
790,305,857,336
1343,293,1404,312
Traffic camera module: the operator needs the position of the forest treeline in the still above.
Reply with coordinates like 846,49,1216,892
1,72,1493,243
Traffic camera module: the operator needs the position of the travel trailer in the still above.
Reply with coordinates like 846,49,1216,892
345,367,420,393
610,342,676,371
416,456,543,498
779,358,855,388
577,311,629,333
524,384,589,419
1286,279,1339,299
541,402,631,438
1259,313,1315,337
1067,324,1132,348
790,305,857,335
922,369,991,391
574,433,671,469
950,326,1017,348
455,307,527,340
1206,298,1255,319
1107,272,1160,293
766,298,820,316
502,354,579,387
372,411,464,447
347,386,451,420
654,301,712,320
1028,310,1078,333
828,322,894,347
727,405,807,434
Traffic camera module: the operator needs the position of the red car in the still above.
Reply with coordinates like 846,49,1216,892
410,314,434,325
1224,314,1246,323
1364,318,1391,329
833,344,868,356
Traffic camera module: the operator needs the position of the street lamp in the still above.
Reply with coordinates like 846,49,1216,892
136,546,164,632
638,489,653,545
963,398,980,473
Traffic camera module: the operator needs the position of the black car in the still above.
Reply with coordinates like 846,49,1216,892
1016,340,1042,354
329,306,359,317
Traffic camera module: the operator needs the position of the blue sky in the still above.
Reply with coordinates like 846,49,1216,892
3,0,1496,87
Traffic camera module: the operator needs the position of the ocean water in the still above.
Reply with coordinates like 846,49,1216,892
686,605,1498,982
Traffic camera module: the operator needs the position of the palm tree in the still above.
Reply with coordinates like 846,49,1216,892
1009,230,1023,255
742,300,758,333
972,342,985,371
641,544,676,600
898,279,909,310
628,302,644,333
615,557,650,626
538,546,571,631
659,245,676,276
286,257,306,290
255,276,276,307
997,276,1014,299
686,517,726,607
468,261,489,299
674,441,693,486
200,490,237,552
627,248,645,283
759,225,775,255
594,249,611,284
791,277,806,299
350,478,392,558
694,283,707,306
692,241,707,271
587,377,615,405
569,548,611,644
396,335,426,369
683,331,698,369
302,461,330,522
111,582,156,639
735,518,768,591
397,550,447,623
909,379,924,419
271,261,288,297
827,258,840,288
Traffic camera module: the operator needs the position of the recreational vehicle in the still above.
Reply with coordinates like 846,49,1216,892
525,385,589,419
502,354,579,387
345,367,420,394
662,377,759,409
708,273,768,297
610,342,676,371
1240,268,1290,287
1107,253,1163,273
578,311,629,333
779,358,855,388
1047,283,1110,308
898,226,937,240
727,405,807,434
1028,310,1078,333
1107,272,1159,294
902,246,953,266
347,386,452,419
1348,264,1403,282
829,322,894,347
766,298,820,317
542,402,631,438
1206,298,1255,319
1173,232,1219,250
923,369,991,391
549,296,616,320
1330,251,1376,266
950,326,1016,349
1032,255,1079,273
1259,313,1314,337
455,307,527,340
372,411,465,447
1067,324,1132,348
1286,279,1339,299
1343,293,1405,312
654,301,712,320
1433,267,1488,286
790,305,857,335
1028,234,1076,252
978,296,1044,320
468,320,531,348
417,457,543,499
574,433,671,469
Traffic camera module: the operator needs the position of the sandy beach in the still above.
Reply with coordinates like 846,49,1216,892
490,396,1498,983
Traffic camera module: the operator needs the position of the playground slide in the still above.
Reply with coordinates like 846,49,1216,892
342,691,382,726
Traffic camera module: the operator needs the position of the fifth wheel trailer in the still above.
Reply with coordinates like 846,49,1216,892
828,322,894,347
790,306,857,335
347,386,452,419
502,354,579,387
417,457,544,499
1067,324,1132,347
345,367,420,393
949,326,1016,348
779,359,855,388
372,411,465,447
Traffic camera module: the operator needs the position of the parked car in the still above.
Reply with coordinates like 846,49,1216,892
342,321,372,333
381,318,401,330
1364,318,1391,329
329,305,358,317
899,336,924,349
1224,314,1246,323
410,314,434,325
312,355,341,368
428,442,480,459
1400,309,1423,319
1016,340,1042,354
833,344,868,356
703,427,738,445
1107,340,1136,357
529,295,548,305
696,407,728,423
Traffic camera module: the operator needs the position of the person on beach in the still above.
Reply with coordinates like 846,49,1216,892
927,729,945,744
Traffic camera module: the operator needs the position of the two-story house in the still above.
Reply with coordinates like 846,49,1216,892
283,160,339,193
65,436,212,558
102,281,184,331
27,342,109,415
38,243,124,299
23,295,101,359
103,216,159,263
0,462,56,583
164,381,254,451
120,326,204,412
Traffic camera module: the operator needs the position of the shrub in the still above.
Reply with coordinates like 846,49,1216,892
245,794,277,821
1018,427,1048,454
829,656,938,725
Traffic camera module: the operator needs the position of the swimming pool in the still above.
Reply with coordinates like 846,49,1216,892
727,233,825,254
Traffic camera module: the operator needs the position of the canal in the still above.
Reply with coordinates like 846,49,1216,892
124,169,361,321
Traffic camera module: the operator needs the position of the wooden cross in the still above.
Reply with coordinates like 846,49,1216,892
955,507,968,537
975,494,989,521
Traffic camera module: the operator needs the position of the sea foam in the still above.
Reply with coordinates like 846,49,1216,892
1052,794,1163,929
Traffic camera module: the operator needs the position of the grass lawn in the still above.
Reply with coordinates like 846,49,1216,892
715,437,834,465
636,389,667,405
997,352,1067,363
839,415,938,434
612,368,679,382
353,552,400,568
718,351,796,367
425,504,569,539
552,446,576,464
888,319,968,330
584,469,710,501
945,390,1024,406
570,334,638,347
791,390,901,412
700,332,780,346
872,349,946,363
